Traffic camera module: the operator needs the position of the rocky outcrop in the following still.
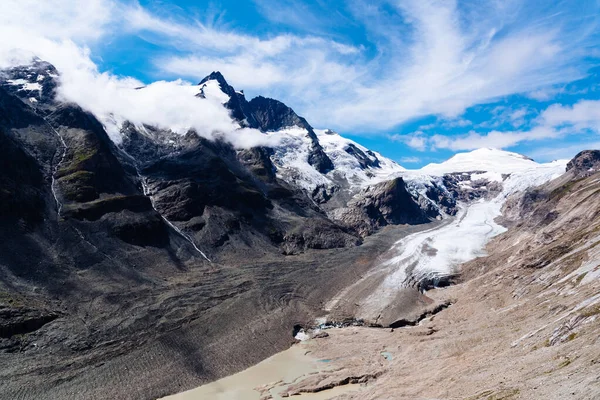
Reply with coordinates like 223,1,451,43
0,306,58,339
344,143,381,169
442,172,503,202
566,149,600,178
333,178,432,237
237,147,276,183
0,58,59,106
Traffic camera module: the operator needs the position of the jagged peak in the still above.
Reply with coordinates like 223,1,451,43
198,71,228,86
248,95,311,131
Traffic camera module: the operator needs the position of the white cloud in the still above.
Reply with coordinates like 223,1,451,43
158,55,286,88
120,0,599,132
57,65,277,148
527,87,565,101
399,156,421,164
308,0,596,131
477,105,533,129
415,99,600,151
1,0,114,42
540,100,600,129
390,131,427,151
430,126,562,151
0,0,279,149
527,141,600,162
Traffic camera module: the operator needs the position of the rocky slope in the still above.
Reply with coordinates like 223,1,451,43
0,58,579,400
262,150,600,400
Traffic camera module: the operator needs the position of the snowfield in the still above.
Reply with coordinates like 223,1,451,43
420,148,539,177
315,129,405,186
268,127,332,192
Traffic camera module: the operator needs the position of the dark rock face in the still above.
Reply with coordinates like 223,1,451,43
0,128,46,228
237,147,276,182
335,178,432,237
424,182,457,216
344,143,380,169
280,218,361,255
0,306,59,339
247,96,334,173
312,184,338,204
50,104,138,203
566,150,600,177
247,96,311,132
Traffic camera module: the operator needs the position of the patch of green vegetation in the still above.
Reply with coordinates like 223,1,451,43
549,180,580,201
0,291,24,307
71,147,98,164
566,332,577,341
60,170,95,183
57,147,98,177
574,272,588,286
58,170,98,202
557,357,572,368
580,305,600,318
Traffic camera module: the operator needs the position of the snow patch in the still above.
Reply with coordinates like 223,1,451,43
268,127,332,192
6,78,41,92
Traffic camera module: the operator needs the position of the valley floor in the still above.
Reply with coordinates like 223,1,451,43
169,231,600,400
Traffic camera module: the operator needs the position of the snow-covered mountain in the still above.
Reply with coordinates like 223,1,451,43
420,148,537,175
0,61,567,240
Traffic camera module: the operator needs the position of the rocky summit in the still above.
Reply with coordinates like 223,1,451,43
0,60,598,400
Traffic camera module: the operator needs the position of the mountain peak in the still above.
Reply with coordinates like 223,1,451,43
420,147,539,176
198,71,228,86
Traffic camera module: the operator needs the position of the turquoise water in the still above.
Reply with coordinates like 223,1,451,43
380,351,393,361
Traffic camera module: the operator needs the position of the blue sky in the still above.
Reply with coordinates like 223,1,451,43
2,0,600,167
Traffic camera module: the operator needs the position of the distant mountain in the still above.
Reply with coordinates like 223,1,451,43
419,147,538,176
